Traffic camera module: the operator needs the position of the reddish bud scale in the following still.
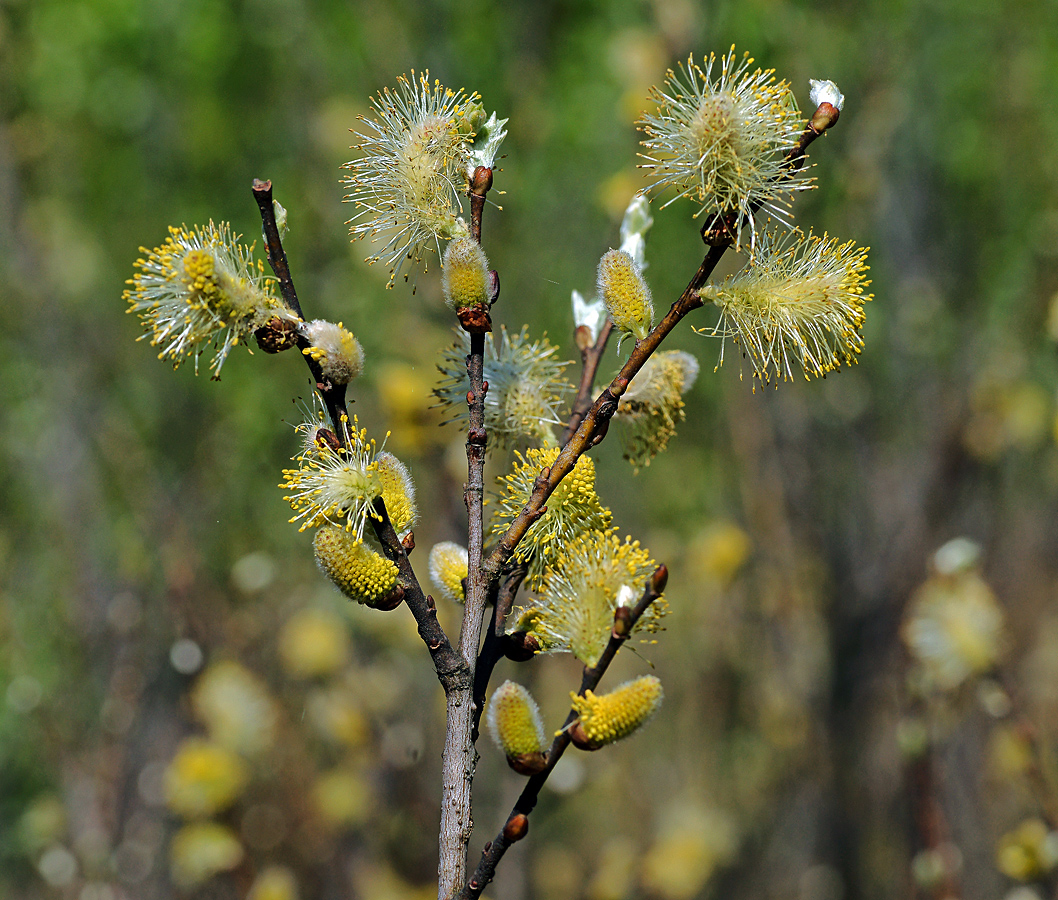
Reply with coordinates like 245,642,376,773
503,814,529,842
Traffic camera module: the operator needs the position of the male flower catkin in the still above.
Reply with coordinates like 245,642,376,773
638,48,810,248
125,222,296,376
569,675,663,750
376,451,418,538
486,681,548,774
598,249,654,346
435,327,571,450
616,350,700,469
313,526,399,608
517,529,667,666
698,228,871,384
300,320,364,385
343,72,478,283
490,447,612,588
442,236,491,313
428,542,468,604
280,415,382,538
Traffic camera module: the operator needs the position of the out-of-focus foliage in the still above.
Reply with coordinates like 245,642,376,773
2,0,1058,899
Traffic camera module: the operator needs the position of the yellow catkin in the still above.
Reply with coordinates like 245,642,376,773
428,542,468,604
313,527,398,607
597,249,653,341
442,237,491,311
570,675,663,747
487,681,546,757
490,446,612,588
376,451,417,536
301,320,364,385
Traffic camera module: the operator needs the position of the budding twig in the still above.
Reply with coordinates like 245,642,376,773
562,319,614,447
459,565,667,900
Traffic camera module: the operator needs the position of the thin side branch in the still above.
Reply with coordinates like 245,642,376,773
251,178,464,689
562,319,614,447
252,179,350,446
459,565,668,900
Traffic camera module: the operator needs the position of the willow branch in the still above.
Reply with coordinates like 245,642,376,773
251,179,463,688
438,165,495,900
481,111,833,591
562,319,614,447
459,565,668,900
251,179,349,446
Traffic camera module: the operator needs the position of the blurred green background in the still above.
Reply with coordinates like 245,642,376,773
3,0,1058,898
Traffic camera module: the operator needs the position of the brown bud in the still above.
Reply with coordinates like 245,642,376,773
651,564,669,595
503,813,529,843
612,605,632,638
254,316,299,353
507,751,547,776
574,325,594,352
456,304,493,334
568,719,600,751
471,165,494,195
486,270,501,306
810,102,840,133
504,632,541,661
370,585,405,612
314,428,341,454
401,532,415,555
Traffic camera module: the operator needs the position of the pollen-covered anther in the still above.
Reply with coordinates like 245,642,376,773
487,681,548,774
313,526,400,608
299,320,365,385
428,541,469,604
598,249,654,344
568,675,663,750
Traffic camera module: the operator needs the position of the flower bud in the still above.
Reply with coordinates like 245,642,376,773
503,814,530,843
569,675,663,750
313,526,399,608
300,320,365,385
255,316,299,353
487,681,548,774
597,249,653,343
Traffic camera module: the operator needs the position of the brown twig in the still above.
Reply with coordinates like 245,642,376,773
459,565,668,900
482,112,830,591
251,179,350,448
562,319,614,447
251,179,465,690
438,165,495,900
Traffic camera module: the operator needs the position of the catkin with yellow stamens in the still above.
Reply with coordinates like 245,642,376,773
490,447,612,588
442,237,491,312
569,675,663,749
428,542,468,604
300,320,365,385
487,681,548,773
597,249,653,344
376,451,417,538
313,526,399,607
